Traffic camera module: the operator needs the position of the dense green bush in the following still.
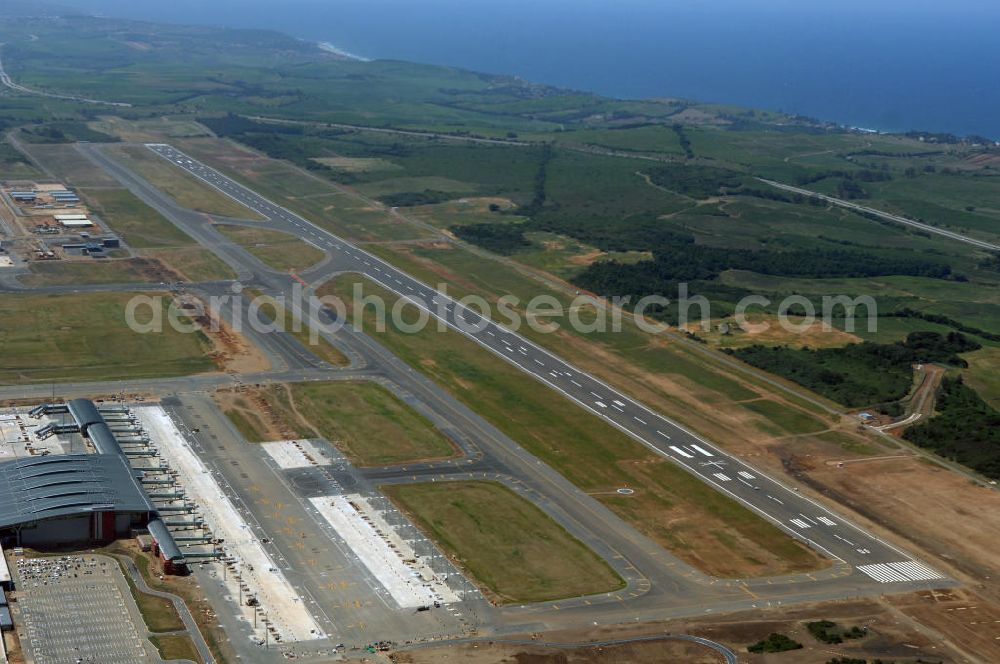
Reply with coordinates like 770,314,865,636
729,332,980,407
573,243,951,301
807,620,866,644
451,223,533,255
379,190,456,207
747,633,803,653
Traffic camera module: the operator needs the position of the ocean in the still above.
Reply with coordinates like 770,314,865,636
55,0,1000,139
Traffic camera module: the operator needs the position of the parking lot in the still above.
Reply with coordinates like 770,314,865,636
13,553,159,664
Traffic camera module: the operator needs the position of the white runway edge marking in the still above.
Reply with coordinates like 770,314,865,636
689,444,714,457
669,445,693,459
857,561,944,584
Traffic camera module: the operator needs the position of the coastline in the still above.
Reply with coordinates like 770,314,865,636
317,41,371,62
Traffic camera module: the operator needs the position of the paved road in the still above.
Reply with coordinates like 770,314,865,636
400,633,740,663
143,142,950,591
115,554,216,664
0,44,131,107
760,178,1000,252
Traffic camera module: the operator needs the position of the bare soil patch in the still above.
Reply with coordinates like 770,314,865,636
392,595,963,663
797,453,1000,595
685,313,862,349
176,294,269,374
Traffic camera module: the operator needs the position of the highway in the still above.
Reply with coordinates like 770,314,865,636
0,44,131,107
144,142,948,590
759,178,1000,252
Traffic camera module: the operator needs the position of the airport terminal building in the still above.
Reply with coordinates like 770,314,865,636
0,453,153,545
0,399,185,572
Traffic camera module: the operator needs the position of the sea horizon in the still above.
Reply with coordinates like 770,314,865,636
52,0,1000,141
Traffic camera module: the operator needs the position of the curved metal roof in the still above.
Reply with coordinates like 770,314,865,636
67,399,103,430
0,454,154,530
147,518,184,561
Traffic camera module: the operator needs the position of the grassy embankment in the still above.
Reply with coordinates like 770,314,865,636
121,547,234,664
116,560,185,633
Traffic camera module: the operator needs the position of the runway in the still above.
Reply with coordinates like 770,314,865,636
141,142,947,589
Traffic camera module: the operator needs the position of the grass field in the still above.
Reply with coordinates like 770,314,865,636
965,346,1000,409
83,188,195,249
741,399,829,436
215,224,326,272
326,275,824,577
224,381,459,465
142,247,236,282
0,292,215,383
82,188,236,281
222,402,275,442
18,259,178,287
89,116,213,143
20,261,148,287
149,635,202,663
0,141,41,179
106,144,265,219
17,142,121,187
383,481,624,603
176,138,434,242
